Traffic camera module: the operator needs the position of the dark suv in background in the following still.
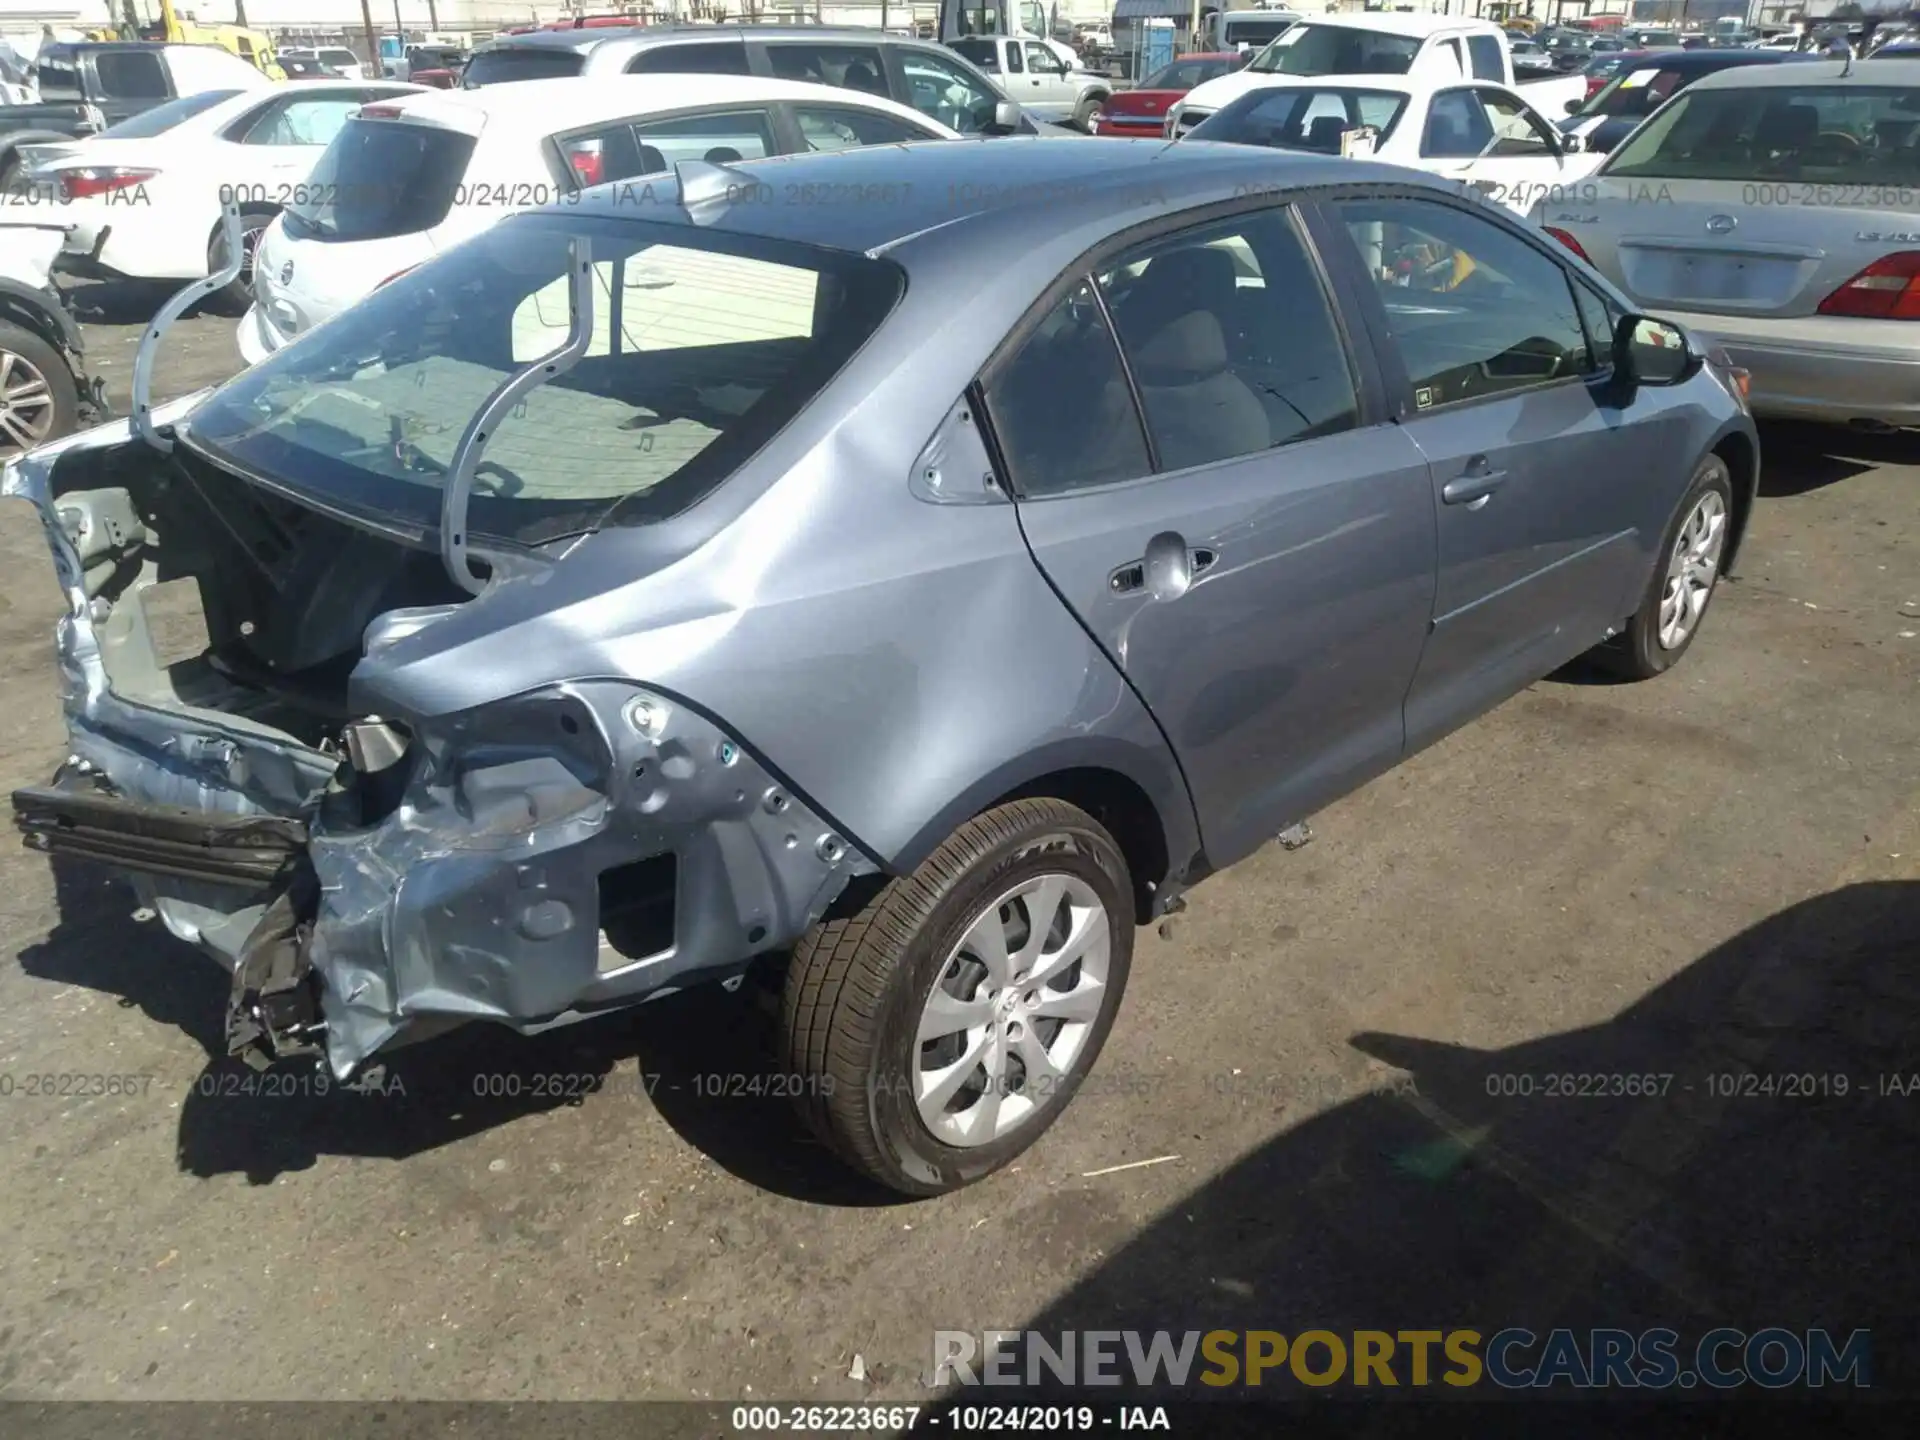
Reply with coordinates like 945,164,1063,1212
460,23,1063,135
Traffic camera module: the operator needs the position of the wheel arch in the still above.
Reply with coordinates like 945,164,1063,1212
888,743,1199,927
1709,423,1759,577
0,282,80,361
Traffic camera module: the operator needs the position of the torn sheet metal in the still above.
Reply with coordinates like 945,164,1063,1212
5,420,873,1076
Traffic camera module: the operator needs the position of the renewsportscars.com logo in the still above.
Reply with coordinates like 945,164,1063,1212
934,1328,1871,1391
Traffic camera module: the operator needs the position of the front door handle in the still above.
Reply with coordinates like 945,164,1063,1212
1441,458,1508,509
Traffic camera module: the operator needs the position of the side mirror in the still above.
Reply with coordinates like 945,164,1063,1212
1559,131,1584,154
1564,97,1584,115
1614,314,1695,386
987,100,1023,135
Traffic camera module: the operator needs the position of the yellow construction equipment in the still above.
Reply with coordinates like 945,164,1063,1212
152,0,287,79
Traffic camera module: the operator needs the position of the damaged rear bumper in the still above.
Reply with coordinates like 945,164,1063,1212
5,412,876,1078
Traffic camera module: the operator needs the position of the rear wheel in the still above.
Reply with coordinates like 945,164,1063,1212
204,209,276,317
1072,92,1106,131
1593,454,1732,679
0,321,78,459
780,798,1134,1196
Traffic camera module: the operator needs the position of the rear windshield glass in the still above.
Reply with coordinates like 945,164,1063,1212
949,38,1000,69
185,214,905,548
1222,19,1295,47
461,46,586,87
1602,83,1920,183
1190,86,1409,150
1246,23,1420,76
1582,64,1688,118
1140,57,1239,89
281,117,479,242
98,89,240,137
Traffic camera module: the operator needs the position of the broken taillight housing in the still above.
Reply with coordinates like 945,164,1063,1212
1543,226,1590,262
59,166,157,201
1817,251,1920,320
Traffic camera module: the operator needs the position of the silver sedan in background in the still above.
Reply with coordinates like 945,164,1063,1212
1531,59,1920,431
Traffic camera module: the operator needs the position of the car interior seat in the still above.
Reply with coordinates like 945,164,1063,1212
842,60,887,95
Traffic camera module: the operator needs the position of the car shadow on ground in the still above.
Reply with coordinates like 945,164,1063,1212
1757,421,1919,498
58,278,178,329
15,854,900,1206
995,879,1920,1411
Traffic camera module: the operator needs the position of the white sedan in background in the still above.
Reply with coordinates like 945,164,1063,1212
21,79,422,314
240,74,961,366
1181,75,1604,215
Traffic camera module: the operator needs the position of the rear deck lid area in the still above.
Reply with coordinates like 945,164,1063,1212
1575,77,1920,318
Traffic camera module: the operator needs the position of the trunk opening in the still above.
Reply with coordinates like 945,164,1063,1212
50,437,479,752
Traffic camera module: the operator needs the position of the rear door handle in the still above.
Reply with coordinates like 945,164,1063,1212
1441,458,1508,509
1109,537,1216,600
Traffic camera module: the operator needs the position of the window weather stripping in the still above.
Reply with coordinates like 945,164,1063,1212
133,202,246,455
439,236,596,596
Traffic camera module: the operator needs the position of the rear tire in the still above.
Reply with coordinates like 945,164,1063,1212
780,798,1134,1196
1072,93,1105,131
1592,454,1733,680
204,209,275,317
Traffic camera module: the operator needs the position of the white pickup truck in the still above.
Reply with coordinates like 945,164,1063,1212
1169,14,1588,136
947,34,1114,129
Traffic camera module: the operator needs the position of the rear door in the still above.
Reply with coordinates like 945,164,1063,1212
985,202,1437,867
1324,190,1667,749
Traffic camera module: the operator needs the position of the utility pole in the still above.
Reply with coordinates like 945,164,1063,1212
235,0,249,25
359,0,380,71
427,0,438,27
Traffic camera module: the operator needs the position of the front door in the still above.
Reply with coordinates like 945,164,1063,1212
984,204,1437,867
1326,192,1658,751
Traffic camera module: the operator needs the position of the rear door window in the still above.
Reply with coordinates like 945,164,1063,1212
766,42,890,97
792,104,944,151
461,46,585,86
624,42,752,75
94,50,169,100
633,109,775,167
281,117,478,241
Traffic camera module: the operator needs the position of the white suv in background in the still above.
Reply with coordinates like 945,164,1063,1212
240,75,959,366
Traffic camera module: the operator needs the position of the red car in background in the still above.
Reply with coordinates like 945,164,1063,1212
1090,51,1249,136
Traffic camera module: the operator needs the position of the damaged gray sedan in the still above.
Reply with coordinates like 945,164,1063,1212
9,140,1757,1195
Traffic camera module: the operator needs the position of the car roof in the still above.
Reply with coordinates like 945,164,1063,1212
474,23,934,53
550,134,1433,259
1627,48,1810,69
1291,13,1501,38
368,73,946,133
183,79,423,126
1685,56,1920,88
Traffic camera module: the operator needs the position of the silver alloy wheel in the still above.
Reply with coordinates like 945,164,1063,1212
913,871,1112,1147
0,347,59,457
1657,489,1727,651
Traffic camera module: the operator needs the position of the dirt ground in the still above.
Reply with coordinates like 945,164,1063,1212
2,280,1918,1406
